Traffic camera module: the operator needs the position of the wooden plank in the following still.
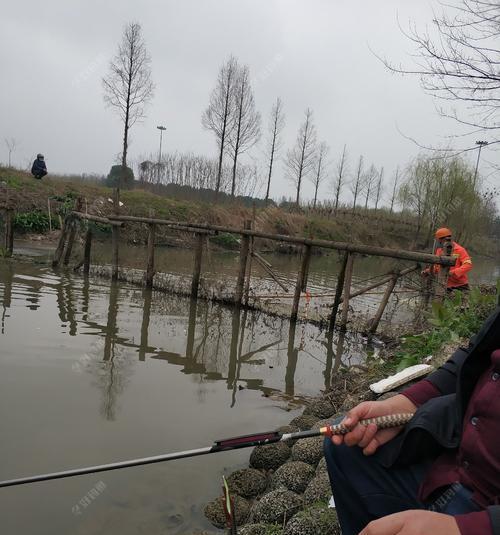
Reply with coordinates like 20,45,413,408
339,253,355,331
4,209,14,257
368,272,399,334
291,244,312,322
83,228,92,276
145,224,156,288
106,214,454,266
52,215,72,268
328,252,349,333
63,198,83,266
191,232,204,298
234,220,252,306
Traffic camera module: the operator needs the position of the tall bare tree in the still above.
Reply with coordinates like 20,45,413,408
389,167,400,214
383,0,500,132
202,56,239,199
228,65,261,197
4,138,18,167
103,23,154,177
333,144,348,214
350,156,364,211
264,97,285,203
284,108,317,208
309,141,330,209
363,164,378,210
374,167,384,210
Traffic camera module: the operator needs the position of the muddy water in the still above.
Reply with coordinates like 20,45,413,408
0,260,368,535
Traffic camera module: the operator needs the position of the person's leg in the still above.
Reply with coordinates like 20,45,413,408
324,438,431,535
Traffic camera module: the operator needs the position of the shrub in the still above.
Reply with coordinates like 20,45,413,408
14,211,54,233
106,165,135,189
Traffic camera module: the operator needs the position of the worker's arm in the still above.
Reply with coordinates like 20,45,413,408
450,247,472,278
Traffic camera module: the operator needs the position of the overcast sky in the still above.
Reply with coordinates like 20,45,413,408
1,0,498,204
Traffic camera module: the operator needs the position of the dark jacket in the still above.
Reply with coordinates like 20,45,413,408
31,158,47,178
379,306,500,533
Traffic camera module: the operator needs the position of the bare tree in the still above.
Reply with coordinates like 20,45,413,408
103,22,154,178
284,108,317,208
333,144,348,214
374,167,384,210
389,167,400,214
383,0,500,132
350,156,364,211
4,138,18,167
309,142,330,209
363,164,378,210
264,97,285,203
202,56,239,199
228,65,261,197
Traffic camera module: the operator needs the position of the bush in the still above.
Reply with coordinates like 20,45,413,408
106,165,135,189
396,284,499,370
14,211,55,233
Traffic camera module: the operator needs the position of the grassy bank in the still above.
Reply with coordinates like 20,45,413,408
0,166,428,251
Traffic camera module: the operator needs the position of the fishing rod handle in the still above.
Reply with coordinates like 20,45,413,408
323,412,414,437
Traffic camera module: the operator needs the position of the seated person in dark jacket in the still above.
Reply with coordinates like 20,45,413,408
325,307,500,535
31,153,47,179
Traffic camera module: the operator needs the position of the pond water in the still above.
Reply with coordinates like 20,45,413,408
1,243,497,535
0,259,367,535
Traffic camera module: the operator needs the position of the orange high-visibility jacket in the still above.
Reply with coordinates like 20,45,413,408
434,241,473,288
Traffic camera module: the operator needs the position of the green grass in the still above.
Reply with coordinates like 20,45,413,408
395,284,499,370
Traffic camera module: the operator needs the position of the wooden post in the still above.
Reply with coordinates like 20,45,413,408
339,253,355,331
52,214,71,268
111,188,120,281
83,228,92,276
145,223,156,288
301,245,312,291
191,232,204,298
328,252,349,333
63,198,83,266
47,198,52,232
234,220,252,306
434,239,452,302
369,272,399,334
291,244,312,322
4,209,14,257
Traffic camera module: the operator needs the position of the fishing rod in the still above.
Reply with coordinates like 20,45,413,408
0,413,414,489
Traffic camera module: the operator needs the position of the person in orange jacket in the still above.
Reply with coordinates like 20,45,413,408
425,227,473,290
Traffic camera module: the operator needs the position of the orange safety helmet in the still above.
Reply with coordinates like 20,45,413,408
435,227,452,240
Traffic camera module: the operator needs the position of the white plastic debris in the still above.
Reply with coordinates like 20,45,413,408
369,364,433,394
328,495,336,508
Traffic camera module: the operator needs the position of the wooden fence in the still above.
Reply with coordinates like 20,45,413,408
46,194,454,334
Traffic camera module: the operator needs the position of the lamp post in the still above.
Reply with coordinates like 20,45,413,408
157,125,166,164
473,140,488,188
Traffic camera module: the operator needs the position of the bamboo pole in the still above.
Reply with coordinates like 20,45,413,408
234,220,252,306
105,214,454,267
243,236,254,306
145,224,156,289
252,252,289,292
339,253,355,331
72,212,123,226
83,228,92,276
291,244,312,322
191,232,204,298
328,252,349,333
369,272,399,334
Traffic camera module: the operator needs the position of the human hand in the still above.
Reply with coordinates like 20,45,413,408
330,394,416,455
360,510,460,535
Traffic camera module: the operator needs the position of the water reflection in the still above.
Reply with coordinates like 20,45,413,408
0,262,370,420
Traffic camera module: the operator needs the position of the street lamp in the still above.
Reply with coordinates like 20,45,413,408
157,125,166,164
473,140,488,187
